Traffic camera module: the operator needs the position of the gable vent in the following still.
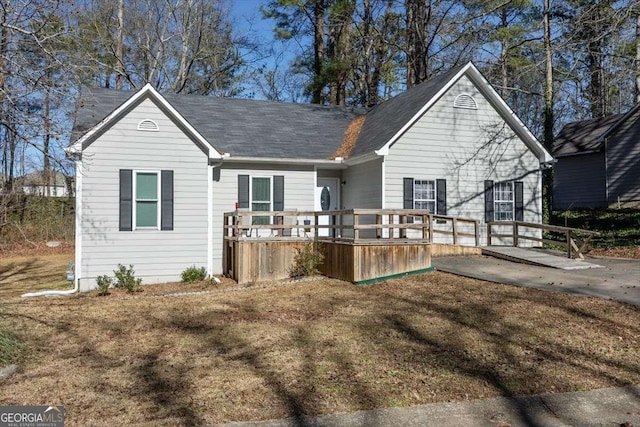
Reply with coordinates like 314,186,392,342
137,119,159,131
453,94,478,110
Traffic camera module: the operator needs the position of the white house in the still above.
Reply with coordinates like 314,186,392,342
19,170,72,197
67,62,553,291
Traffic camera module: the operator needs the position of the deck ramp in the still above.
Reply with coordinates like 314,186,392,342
481,247,603,270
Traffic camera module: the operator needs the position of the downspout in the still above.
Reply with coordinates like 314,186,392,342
22,159,82,298
207,154,228,279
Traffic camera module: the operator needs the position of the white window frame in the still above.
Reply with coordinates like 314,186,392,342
133,170,161,230
494,181,514,221
413,179,436,213
250,176,273,225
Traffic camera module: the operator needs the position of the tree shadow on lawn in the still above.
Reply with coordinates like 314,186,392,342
368,283,640,426
0,256,71,299
165,298,383,427
5,278,639,426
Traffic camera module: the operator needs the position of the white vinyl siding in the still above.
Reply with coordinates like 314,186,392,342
383,74,542,246
78,97,209,290
341,158,382,209
211,163,316,274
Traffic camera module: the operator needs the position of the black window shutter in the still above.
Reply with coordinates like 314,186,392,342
514,181,524,221
161,170,174,230
484,180,494,223
436,179,446,215
403,178,414,209
273,176,284,211
238,175,249,209
119,169,133,231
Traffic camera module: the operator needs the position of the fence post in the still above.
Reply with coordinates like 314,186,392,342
566,230,572,258
376,213,382,239
513,222,519,247
428,214,434,243
452,218,458,245
487,222,492,246
474,220,479,247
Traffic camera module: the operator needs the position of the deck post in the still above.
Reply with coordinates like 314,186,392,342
428,214,434,243
513,221,519,247
566,231,572,258
389,214,394,239
376,213,382,239
353,211,359,241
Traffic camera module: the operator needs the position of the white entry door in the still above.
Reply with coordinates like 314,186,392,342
315,178,340,237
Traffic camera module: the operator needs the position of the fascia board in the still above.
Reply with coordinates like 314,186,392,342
68,83,222,159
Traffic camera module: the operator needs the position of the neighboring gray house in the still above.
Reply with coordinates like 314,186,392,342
67,62,553,291
553,105,640,209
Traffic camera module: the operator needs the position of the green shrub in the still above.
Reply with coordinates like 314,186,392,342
96,275,112,296
113,264,142,293
0,324,24,366
181,265,207,283
289,241,325,278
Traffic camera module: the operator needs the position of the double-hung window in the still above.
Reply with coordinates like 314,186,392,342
251,177,272,225
119,169,173,231
494,181,514,221
135,172,159,228
413,180,436,213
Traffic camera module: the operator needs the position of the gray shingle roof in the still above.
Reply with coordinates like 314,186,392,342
553,113,625,157
74,87,363,160
350,65,466,158
73,65,481,161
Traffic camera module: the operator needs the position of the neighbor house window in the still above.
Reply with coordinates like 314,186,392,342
251,177,271,225
414,180,436,213
494,181,514,221
135,172,159,228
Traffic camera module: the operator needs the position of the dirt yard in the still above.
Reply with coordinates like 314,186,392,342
1,255,639,426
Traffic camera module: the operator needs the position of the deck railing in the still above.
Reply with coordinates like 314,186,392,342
487,221,598,259
223,209,480,246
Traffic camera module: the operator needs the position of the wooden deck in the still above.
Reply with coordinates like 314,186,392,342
223,209,480,284
481,247,603,270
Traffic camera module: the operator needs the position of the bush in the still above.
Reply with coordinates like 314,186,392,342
181,265,207,283
0,321,24,366
289,241,325,278
113,264,142,293
95,275,112,296
0,306,27,368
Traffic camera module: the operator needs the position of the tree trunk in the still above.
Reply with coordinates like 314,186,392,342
499,9,509,96
116,0,124,89
543,0,554,223
44,68,51,197
312,0,325,104
636,12,640,103
405,0,427,88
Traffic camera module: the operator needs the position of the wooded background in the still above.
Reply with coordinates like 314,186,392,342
1,0,639,220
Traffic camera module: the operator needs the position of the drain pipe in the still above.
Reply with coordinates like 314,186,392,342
22,262,79,298
21,282,79,298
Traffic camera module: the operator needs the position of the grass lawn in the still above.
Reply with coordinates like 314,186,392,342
1,255,639,426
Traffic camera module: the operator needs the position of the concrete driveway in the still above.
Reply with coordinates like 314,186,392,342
432,254,640,306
